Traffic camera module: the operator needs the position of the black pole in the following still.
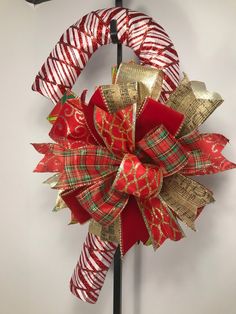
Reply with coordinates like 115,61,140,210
113,247,122,314
111,2,123,314
116,0,123,66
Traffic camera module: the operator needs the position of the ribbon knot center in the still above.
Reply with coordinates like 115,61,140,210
113,153,163,199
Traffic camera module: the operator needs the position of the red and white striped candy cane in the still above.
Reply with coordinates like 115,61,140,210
70,233,117,303
32,7,179,104
32,7,180,303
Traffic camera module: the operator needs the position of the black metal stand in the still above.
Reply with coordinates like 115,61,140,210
111,2,123,313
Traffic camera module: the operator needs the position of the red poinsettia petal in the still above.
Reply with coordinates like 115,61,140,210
136,98,185,141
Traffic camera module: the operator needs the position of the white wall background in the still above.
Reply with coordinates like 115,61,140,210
0,1,236,313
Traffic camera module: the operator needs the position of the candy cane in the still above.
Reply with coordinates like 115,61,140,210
32,7,180,303
70,233,118,303
32,7,179,104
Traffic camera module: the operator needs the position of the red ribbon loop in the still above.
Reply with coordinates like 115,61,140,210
113,153,163,199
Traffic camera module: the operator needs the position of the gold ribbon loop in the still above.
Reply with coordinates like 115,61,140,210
100,82,139,113
89,219,120,243
115,62,163,108
167,74,223,136
160,173,214,230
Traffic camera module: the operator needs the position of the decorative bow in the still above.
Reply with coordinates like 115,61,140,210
33,63,236,255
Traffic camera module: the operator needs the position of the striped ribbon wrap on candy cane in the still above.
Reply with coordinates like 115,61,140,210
32,7,180,104
70,233,118,303
32,7,180,303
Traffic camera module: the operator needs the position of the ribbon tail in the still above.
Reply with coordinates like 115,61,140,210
180,132,236,175
167,75,223,136
48,91,97,148
61,187,91,224
137,197,185,250
160,173,215,230
53,190,67,212
74,174,129,226
34,144,120,190
32,143,65,172
89,219,120,243
120,197,150,256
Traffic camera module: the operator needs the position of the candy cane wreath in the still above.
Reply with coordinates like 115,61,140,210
32,7,235,304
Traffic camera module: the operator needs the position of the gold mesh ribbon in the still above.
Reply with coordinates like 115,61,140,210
116,62,163,101
53,191,67,212
44,175,67,212
100,63,163,114
44,173,59,188
160,174,214,230
167,74,223,136
100,82,139,113
89,218,120,243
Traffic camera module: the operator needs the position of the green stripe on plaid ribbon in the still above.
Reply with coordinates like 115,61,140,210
75,175,129,225
137,125,189,176
54,145,120,189
178,129,200,145
178,131,220,175
181,150,212,175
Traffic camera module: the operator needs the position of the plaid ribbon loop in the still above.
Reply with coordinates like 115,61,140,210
71,151,163,225
71,125,190,229
52,145,120,190
74,175,129,226
69,108,190,227
137,125,189,176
